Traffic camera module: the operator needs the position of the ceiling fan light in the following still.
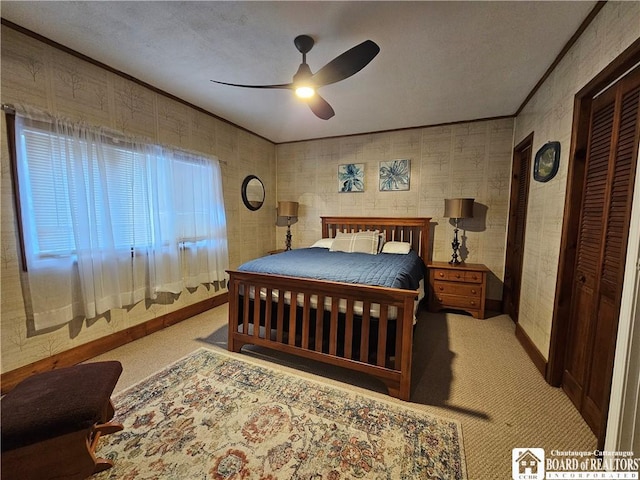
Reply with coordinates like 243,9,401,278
295,86,315,98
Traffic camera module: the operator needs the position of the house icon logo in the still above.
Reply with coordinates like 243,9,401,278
512,448,545,480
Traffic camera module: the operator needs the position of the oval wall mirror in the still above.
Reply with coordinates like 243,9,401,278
241,175,265,211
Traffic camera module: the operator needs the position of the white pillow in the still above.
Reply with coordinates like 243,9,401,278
381,241,412,254
329,230,380,255
310,238,334,249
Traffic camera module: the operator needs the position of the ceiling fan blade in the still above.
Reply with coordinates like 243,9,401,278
312,40,380,87
307,93,335,120
210,80,293,89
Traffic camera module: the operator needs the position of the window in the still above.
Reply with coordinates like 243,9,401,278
11,112,229,330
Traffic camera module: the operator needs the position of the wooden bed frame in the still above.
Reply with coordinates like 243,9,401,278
227,216,431,400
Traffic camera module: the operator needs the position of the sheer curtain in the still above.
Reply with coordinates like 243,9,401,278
14,111,229,330
169,150,229,288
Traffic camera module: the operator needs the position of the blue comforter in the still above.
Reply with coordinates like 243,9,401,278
237,248,425,290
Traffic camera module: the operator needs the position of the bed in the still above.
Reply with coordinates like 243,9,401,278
226,216,431,401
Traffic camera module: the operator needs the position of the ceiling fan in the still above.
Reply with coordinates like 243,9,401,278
211,35,380,120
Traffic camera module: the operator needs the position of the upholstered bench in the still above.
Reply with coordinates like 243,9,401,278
1,361,124,480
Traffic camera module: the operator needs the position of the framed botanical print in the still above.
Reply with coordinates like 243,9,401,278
379,159,410,191
533,141,560,183
338,163,365,192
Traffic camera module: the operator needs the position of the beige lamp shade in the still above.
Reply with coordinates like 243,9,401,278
277,201,299,218
444,198,474,219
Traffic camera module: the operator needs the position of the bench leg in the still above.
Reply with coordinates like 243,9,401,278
94,421,124,437
89,421,124,474
93,457,115,474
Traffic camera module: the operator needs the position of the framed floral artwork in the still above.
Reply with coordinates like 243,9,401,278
379,159,410,191
338,163,365,192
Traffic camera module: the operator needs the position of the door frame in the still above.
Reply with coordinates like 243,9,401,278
548,38,640,387
502,132,533,322
547,39,640,447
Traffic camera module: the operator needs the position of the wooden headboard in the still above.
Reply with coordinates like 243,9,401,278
321,216,432,265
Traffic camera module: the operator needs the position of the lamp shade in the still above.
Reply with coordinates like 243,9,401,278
444,198,474,219
278,201,299,218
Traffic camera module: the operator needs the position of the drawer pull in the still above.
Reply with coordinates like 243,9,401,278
455,273,461,278
471,289,476,294
439,272,445,277
470,300,476,306
438,286,444,291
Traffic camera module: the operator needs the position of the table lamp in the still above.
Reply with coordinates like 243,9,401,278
444,198,474,264
277,201,299,251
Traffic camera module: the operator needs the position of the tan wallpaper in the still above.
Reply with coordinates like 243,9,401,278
2,1,636,374
513,1,640,358
275,117,515,300
0,26,276,373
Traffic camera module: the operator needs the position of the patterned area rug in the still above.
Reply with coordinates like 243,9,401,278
94,348,466,479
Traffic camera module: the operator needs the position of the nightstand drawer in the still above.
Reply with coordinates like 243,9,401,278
432,294,482,310
432,281,482,297
431,269,483,283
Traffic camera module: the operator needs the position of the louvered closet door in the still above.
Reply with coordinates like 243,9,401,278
563,67,640,438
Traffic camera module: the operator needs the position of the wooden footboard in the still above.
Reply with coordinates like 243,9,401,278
227,270,418,400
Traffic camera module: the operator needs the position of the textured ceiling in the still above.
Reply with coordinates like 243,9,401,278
1,1,597,143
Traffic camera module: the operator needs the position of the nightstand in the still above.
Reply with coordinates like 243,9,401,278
428,261,489,319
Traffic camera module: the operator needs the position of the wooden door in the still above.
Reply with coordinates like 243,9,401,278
562,67,640,439
503,134,533,322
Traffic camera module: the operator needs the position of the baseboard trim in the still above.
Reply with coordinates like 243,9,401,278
0,293,228,394
515,322,548,378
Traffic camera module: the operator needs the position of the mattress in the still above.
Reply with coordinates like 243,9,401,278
237,247,426,321
245,281,425,322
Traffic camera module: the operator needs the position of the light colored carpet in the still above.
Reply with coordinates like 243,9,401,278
90,304,596,479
